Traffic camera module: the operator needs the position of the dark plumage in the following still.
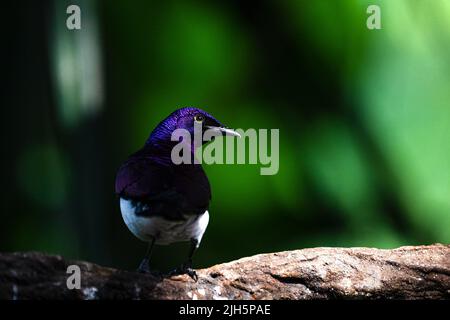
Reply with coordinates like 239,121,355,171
116,151,211,220
115,107,240,278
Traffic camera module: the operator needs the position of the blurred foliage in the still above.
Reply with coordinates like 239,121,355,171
2,0,449,271
17,144,70,210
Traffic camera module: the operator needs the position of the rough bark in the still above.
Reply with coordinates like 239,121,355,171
0,244,449,300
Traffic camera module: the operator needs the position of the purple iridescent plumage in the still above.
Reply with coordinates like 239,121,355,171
115,107,224,220
147,107,223,147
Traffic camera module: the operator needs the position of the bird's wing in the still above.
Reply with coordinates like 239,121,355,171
173,163,211,211
115,156,172,199
115,155,211,220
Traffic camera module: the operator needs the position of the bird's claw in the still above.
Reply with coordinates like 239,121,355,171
185,268,198,281
169,264,198,281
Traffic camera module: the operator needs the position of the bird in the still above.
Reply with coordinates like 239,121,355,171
115,107,240,279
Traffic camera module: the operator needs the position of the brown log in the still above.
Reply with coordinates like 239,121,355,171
0,244,449,300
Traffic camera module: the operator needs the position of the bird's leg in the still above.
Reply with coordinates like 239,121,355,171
137,236,155,273
183,238,198,280
169,239,199,281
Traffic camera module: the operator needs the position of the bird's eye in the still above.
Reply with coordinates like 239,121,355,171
194,114,205,122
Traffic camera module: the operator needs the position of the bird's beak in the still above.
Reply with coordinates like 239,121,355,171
206,126,241,138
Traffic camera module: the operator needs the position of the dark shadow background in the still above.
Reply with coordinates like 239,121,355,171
2,0,450,272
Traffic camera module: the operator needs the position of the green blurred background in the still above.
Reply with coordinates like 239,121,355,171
2,0,450,271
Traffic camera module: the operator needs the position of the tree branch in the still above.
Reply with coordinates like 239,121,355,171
1,244,449,299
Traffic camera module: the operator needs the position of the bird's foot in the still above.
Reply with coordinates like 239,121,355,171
169,263,198,281
184,267,198,281
137,258,151,273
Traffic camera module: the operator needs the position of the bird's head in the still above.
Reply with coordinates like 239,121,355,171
147,107,240,149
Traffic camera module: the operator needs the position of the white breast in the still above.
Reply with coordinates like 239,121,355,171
119,197,209,245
